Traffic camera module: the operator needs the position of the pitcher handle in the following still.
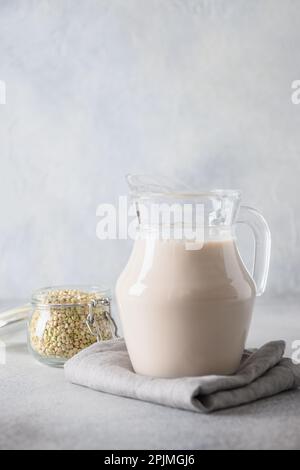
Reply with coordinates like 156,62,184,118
237,206,271,296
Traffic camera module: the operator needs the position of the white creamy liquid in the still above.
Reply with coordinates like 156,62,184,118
116,237,256,378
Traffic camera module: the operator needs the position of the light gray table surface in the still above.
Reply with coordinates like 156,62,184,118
0,297,299,450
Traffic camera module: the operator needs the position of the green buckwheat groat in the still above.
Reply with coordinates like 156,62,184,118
29,289,113,360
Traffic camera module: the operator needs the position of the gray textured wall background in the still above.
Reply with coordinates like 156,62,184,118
0,0,300,299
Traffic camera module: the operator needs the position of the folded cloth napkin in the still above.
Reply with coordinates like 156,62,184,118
65,339,300,413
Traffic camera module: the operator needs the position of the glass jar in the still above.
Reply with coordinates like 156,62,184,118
28,285,118,367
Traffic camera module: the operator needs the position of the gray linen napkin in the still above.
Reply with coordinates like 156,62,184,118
65,339,300,413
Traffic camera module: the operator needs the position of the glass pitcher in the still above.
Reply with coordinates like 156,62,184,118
116,175,271,378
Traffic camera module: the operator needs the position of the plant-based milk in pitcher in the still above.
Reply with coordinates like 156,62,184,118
116,176,271,378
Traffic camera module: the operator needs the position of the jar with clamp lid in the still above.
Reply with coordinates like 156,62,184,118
28,286,118,367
